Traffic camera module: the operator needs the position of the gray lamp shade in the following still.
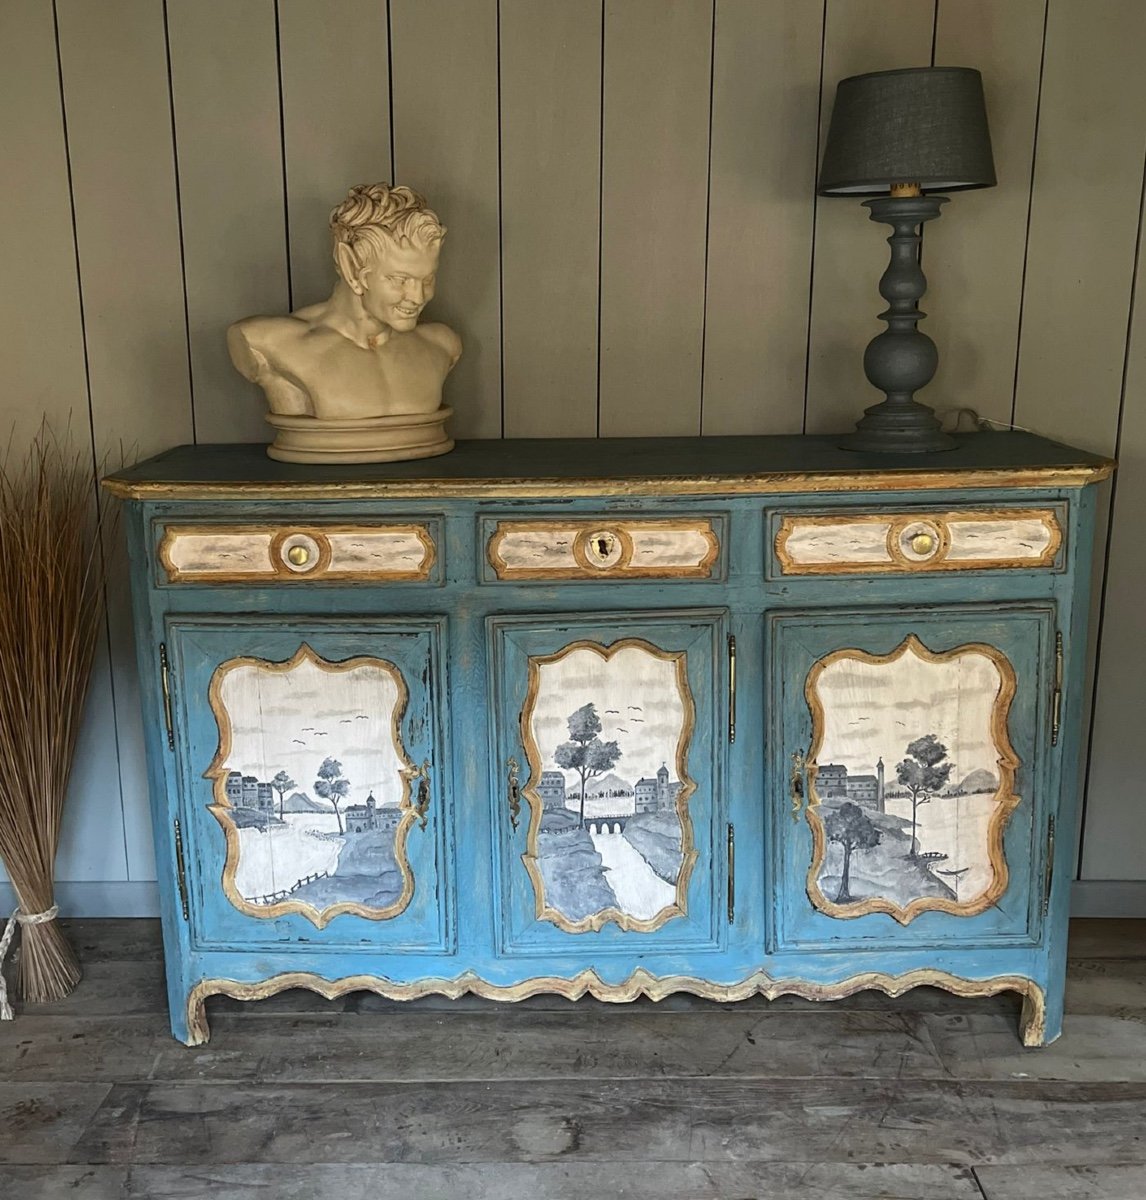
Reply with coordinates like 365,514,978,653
818,67,996,195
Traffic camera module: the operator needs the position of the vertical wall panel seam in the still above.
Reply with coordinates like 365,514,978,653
273,0,293,312
697,0,716,436
495,0,505,438
594,0,605,439
386,0,395,182
1076,139,1146,878
1009,0,1050,430
162,0,196,443
51,0,129,876
929,0,938,66
800,0,829,435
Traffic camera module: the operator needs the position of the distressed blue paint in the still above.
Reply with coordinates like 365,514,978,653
109,442,1105,1046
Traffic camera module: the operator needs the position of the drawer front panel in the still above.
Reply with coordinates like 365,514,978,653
485,516,723,581
772,508,1063,575
159,522,438,584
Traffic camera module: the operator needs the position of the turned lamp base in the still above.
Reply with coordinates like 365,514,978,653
842,192,955,454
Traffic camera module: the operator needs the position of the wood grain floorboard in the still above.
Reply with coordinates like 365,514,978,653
976,1163,1146,1199
66,1078,1146,1167
0,1084,113,1165
1,1008,946,1084
0,1160,987,1199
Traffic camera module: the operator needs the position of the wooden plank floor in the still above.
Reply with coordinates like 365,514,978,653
1,919,1144,1199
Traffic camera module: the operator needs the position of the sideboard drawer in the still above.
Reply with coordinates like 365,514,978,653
483,515,724,581
158,521,439,584
771,507,1064,576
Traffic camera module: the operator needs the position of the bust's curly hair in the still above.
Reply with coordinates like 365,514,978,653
330,183,446,272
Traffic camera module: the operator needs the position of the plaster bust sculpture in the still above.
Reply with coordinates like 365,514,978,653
228,183,461,463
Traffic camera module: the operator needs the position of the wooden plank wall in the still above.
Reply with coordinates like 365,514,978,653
1,0,1144,903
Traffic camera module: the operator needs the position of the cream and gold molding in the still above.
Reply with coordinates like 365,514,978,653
775,508,1063,574
159,522,436,583
487,517,719,581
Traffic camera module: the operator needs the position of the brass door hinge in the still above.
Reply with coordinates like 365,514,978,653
727,635,737,744
727,822,735,924
1042,814,1057,917
159,642,175,751
1051,630,1063,746
173,818,190,922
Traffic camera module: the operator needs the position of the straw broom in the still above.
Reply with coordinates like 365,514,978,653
0,426,108,1009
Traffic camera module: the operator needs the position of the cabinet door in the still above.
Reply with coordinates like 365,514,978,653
768,605,1053,951
490,610,729,957
167,616,452,953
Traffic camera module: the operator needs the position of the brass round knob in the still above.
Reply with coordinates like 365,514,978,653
286,545,311,567
910,532,935,555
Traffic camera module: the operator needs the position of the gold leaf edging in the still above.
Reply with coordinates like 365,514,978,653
804,634,1022,926
184,967,1047,1048
519,637,699,935
204,643,422,930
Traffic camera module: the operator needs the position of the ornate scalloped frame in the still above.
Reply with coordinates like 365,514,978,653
487,517,720,581
184,968,1047,1048
804,634,1021,926
519,637,699,934
774,508,1063,575
204,643,421,930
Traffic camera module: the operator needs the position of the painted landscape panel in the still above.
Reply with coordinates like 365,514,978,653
807,636,1019,922
206,646,415,925
523,639,696,931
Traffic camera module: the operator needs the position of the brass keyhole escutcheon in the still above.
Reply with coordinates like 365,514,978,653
287,545,311,567
910,532,935,556
589,532,616,562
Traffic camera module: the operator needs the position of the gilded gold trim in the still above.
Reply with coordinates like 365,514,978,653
518,637,698,934
804,634,1021,926
105,462,1113,501
487,517,719,581
159,522,437,584
204,643,422,930
184,968,1047,1047
774,508,1063,575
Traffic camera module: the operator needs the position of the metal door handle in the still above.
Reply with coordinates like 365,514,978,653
790,750,807,822
507,756,521,831
411,760,431,830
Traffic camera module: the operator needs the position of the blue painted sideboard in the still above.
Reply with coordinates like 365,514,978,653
103,433,1112,1046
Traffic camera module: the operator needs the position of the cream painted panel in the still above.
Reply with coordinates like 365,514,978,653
598,0,712,436
0,0,127,885
804,0,936,435
167,0,288,443
782,521,894,567
1013,0,1146,453
390,0,501,439
944,519,1054,562
702,0,823,434
278,0,391,311
500,0,600,437
926,0,1045,426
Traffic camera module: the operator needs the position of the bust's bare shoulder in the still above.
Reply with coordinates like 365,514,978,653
416,322,462,366
229,312,311,350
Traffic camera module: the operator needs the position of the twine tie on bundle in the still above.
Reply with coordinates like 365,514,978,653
0,905,59,1020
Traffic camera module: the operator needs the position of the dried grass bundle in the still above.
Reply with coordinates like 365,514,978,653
0,426,108,1008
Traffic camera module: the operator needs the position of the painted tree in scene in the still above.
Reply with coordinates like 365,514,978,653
270,770,297,819
554,703,622,826
896,733,953,857
824,800,882,904
314,757,351,834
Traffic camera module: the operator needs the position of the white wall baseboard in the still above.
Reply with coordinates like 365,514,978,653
1069,880,1146,918
3,880,1145,920
0,881,160,917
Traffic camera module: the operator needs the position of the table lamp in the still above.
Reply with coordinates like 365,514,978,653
818,66,996,453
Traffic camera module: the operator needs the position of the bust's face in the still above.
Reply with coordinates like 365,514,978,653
360,240,440,332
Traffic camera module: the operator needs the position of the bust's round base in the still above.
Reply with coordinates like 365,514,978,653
266,408,454,464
